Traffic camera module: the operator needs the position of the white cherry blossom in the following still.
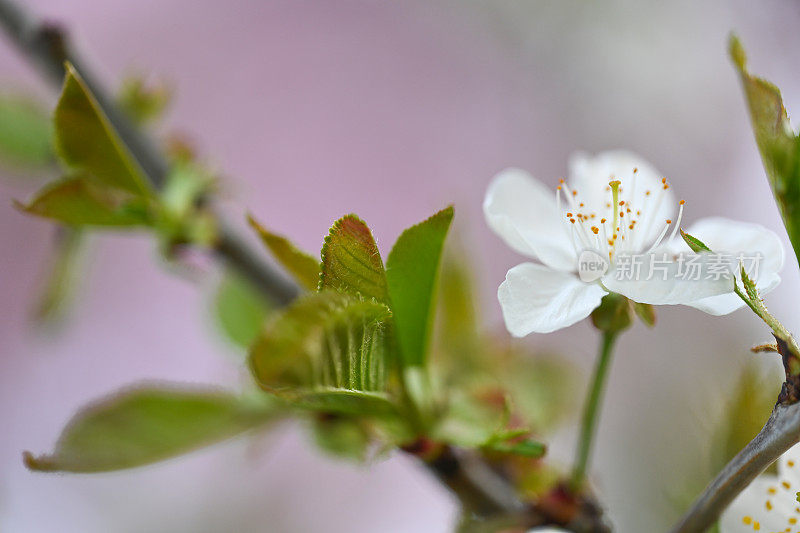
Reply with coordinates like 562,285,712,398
720,441,800,533
484,151,784,335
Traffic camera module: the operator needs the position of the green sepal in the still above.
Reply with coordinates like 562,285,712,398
590,293,633,334
633,302,656,327
680,229,711,253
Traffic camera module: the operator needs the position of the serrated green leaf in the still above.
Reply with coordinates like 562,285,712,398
214,271,272,348
386,206,454,367
23,385,273,473
0,92,53,169
320,215,388,303
55,63,151,196
248,214,320,290
730,36,800,265
680,229,712,253
16,175,151,227
250,291,392,393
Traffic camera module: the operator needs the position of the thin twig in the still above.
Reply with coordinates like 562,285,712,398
0,0,299,306
670,400,800,532
0,0,543,523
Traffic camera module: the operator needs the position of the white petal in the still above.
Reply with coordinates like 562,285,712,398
674,217,785,315
602,251,734,305
719,475,791,532
777,441,800,486
683,273,780,315
498,263,606,335
568,150,675,244
484,168,577,271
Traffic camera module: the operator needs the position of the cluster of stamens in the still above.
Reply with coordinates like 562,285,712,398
555,167,685,263
739,461,800,532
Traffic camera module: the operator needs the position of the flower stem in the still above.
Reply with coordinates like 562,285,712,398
571,330,618,490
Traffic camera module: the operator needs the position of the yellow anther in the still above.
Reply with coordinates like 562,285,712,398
743,516,752,525
783,481,792,489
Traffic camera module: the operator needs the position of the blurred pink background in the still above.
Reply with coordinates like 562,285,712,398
2,1,800,531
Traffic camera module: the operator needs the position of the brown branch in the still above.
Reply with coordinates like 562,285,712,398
0,2,612,529
0,0,298,306
671,337,800,532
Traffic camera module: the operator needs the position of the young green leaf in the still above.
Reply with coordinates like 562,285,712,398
680,229,712,253
247,214,320,290
117,75,171,126
290,389,398,418
311,415,371,461
0,92,53,169
484,438,546,458
55,63,151,195
320,215,388,303
730,36,800,266
386,206,454,367
32,228,86,325
214,271,272,348
436,245,480,361
16,175,151,227
23,385,273,473
250,290,392,393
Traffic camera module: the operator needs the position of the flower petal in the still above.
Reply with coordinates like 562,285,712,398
602,251,734,305
673,217,784,315
484,168,577,271
568,150,675,245
498,263,606,335
719,475,791,533
777,441,800,486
